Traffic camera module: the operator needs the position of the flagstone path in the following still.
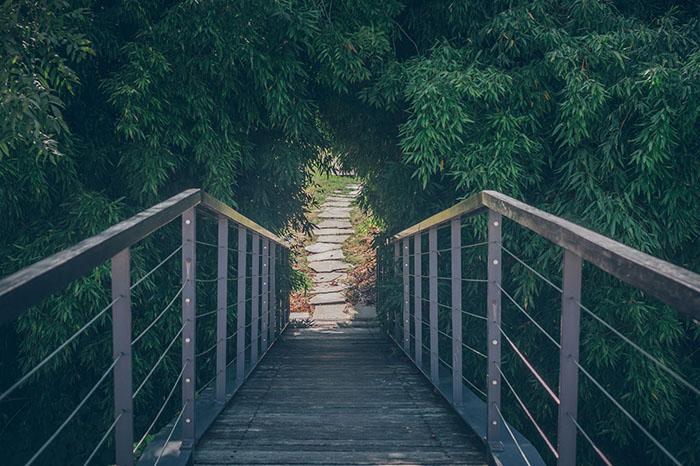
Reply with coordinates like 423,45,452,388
290,183,377,327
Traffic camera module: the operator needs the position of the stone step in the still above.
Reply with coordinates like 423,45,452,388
305,243,342,254
308,250,345,262
308,260,350,273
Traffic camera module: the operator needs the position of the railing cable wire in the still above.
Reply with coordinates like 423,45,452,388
567,414,613,466
501,246,562,293
0,296,120,403
133,361,188,454
499,325,560,404
498,284,560,349
494,403,533,466
496,365,558,458
578,300,699,397
133,324,186,399
24,355,122,466
132,282,186,345
573,358,682,466
154,401,188,466
130,245,182,291
81,410,124,466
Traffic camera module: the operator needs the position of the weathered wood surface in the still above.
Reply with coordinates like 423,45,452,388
194,327,487,465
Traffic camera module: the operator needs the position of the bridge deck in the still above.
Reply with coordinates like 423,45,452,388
194,326,488,465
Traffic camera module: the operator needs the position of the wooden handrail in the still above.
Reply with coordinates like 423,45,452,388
391,190,700,319
0,189,288,325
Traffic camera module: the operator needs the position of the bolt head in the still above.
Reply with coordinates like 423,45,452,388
492,259,499,265
492,380,498,385
185,418,191,424
185,337,191,343
185,298,191,304
185,377,191,383
185,219,191,225
494,221,499,226
492,420,497,426
492,339,498,345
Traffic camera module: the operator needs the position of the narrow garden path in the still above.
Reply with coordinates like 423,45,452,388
292,183,376,326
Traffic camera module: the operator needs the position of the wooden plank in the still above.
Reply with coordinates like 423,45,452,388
194,327,487,466
0,189,202,323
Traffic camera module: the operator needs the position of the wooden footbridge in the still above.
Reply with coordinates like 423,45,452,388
0,189,698,466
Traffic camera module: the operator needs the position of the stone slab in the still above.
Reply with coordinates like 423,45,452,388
312,272,347,283
326,196,355,202
310,292,346,305
318,208,350,219
323,201,352,208
289,311,310,320
308,260,350,273
308,250,345,262
312,234,350,243
310,283,346,294
313,228,354,236
312,303,354,321
317,219,352,229
305,242,342,254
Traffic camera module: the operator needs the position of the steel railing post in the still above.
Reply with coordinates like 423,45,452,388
451,218,463,405
429,228,439,385
403,238,410,351
393,241,400,339
236,226,247,387
261,239,269,352
251,233,260,363
181,208,197,449
414,234,423,367
215,217,228,403
486,210,502,449
557,250,583,466
111,248,133,466
270,243,277,342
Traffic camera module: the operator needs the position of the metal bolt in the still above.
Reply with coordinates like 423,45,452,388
492,339,498,345
494,221,499,226
185,298,191,304
492,259,499,265
185,377,191,383
185,337,191,343
492,380,498,385
185,418,191,424
492,420,497,426
185,219,191,225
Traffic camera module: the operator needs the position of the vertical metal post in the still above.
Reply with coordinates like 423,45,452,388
402,238,410,351
557,250,583,466
393,241,400,339
414,234,422,367
451,218,463,405
215,217,228,403
270,243,277,341
428,228,439,385
181,208,196,449
486,211,502,448
236,226,247,387
251,233,260,363
111,249,133,466
261,239,269,352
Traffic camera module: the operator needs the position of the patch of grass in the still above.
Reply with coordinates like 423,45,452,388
343,204,382,305
343,207,382,266
307,169,358,207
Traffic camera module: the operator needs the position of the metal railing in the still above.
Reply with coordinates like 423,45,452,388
0,189,292,465
377,190,700,466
